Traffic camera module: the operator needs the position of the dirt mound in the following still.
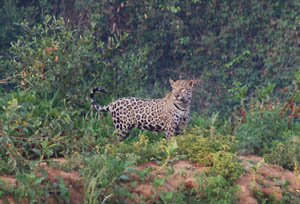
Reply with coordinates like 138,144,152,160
127,160,209,202
0,156,299,203
0,159,83,204
128,156,300,203
237,155,300,204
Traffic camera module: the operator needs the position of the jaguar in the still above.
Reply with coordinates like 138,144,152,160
90,79,195,140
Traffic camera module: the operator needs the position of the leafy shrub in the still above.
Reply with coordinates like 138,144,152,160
80,154,136,204
184,175,240,204
264,136,300,170
280,188,300,204
105,135,167,164
0,170,70,204
0,90,74,162
176,129,237,166
188,112,234,137
177,135,215,166
3,13,153,105
210,151,243,184
6,16,105,106
176,129,243,184
253,190,276,204
234,107,290,155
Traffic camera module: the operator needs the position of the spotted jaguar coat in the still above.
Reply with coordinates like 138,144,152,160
90,79,195,140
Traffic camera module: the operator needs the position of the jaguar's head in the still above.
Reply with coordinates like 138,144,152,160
169,79,195,104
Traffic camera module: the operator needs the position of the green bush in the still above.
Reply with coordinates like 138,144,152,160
176,126,243,184
280,188,300,204
104,134,168,165
234,108,290,155
253,190,276,204
176,129,237,166
0,170,70,203
7,16,104,106
210,151,243,184
0,90,74,163
264,136,300,170
185,175,240,204
177,135,215,166
80,154,136,204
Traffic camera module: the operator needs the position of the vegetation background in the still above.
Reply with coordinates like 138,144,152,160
0,0,300,203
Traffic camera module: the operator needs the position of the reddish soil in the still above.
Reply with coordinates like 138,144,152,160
127,160,210,202
0,159,84,204
237,156,300,204
0,156,299,203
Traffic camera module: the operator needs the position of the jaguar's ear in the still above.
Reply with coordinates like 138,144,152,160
169,79,175,86
189,80,195,87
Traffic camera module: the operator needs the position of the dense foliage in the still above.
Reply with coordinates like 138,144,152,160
1,0,300,113
0,0,300,203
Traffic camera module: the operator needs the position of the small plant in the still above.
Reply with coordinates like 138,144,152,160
253,190,276,204
0,135,30,174
294,161,300,192
81,154,136,204
229,81,249,113
195,175,240,204
280,185,300,204
156,138,178,173
0,170,71,204
249,159,265,190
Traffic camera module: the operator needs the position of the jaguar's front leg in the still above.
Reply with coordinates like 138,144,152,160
176,116,188,135
165,128,175,140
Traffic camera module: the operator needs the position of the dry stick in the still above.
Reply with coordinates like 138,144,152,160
0,69,54,84
0,74,21,84
0,73,22,84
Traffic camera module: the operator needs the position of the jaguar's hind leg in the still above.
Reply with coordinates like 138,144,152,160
114,124,132,141
118,130,131,141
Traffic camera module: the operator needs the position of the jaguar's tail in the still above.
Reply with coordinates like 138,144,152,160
90,87,110,112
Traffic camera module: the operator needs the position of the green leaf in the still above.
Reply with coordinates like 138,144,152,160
153,177,164,187
33,177,44,185
164,191,173,200
57,176,70,204
32,148,41,156
130,181,137,187
119,175,129,181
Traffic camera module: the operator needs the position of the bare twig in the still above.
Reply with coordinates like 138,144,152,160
0,73,22,84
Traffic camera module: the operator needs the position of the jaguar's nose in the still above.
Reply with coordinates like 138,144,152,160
180,98,187,103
